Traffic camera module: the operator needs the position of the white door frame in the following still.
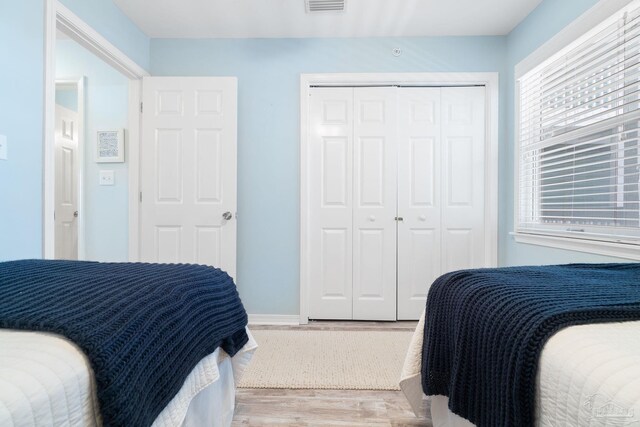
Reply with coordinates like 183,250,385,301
299,72,500,324
55,77,85,259
44,0,149,260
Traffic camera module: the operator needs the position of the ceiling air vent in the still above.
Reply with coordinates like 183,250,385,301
305,0,345,13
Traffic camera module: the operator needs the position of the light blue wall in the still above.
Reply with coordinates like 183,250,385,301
0,1,45,260
150,37,508,314
56,39,129,262
59,0,150,70
2,0,626,311
502,0,629,265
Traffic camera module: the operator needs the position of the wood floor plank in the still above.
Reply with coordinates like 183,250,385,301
232,388,431,426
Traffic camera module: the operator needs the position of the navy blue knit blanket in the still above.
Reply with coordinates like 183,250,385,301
0,259,248,427
421,263,640,427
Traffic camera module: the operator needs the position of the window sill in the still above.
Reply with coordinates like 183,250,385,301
511,232,640,261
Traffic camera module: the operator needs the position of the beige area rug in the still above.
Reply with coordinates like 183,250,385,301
238,329,413,390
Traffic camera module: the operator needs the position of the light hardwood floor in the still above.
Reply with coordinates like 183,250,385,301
232,321,431,426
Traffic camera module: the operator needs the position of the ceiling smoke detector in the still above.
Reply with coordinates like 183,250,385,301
305,0,346,13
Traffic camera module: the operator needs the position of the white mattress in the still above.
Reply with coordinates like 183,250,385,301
0,329,257,427
400,313,640,426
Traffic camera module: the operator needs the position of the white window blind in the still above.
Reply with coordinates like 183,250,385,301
518,4,640,243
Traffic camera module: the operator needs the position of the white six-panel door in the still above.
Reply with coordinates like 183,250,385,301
307,86,486,321
308,88,354,319
140,77,238,278
55,104,79,260
352,88,398,320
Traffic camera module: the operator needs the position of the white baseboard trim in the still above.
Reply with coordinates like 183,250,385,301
248,314,300,325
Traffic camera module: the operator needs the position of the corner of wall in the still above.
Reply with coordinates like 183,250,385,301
58,0,151,71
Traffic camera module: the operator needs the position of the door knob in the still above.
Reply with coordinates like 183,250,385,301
222,211,232,221
73,211,79,218
419,215,427,221
368,215,376,222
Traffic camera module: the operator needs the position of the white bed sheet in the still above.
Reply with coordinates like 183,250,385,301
400,313,640,426
0,328,257,427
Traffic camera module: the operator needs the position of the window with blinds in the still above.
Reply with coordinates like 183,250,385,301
517,4,640,243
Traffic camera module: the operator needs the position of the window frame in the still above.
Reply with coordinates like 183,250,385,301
513,0,640,260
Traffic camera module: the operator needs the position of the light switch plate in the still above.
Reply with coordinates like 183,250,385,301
99,170,115,186
0,135,7,160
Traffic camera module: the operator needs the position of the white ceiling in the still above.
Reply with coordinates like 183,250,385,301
113,0,543,39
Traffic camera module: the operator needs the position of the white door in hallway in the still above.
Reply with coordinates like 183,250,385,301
352,87,398,320
396,86,486,320
54,104,79,260
140,77,238,278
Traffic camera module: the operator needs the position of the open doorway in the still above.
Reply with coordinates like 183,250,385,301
44,3,148,262
54,31,130,261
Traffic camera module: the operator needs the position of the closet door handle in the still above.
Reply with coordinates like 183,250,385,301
395,217,404,222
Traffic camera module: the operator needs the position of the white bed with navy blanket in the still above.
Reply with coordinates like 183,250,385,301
400,265,640,427
0,260,256,427
401,313,640,426
400,314,640,427
0,329,256,427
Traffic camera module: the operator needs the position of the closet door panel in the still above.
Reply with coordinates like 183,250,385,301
308,88,354,319
441,87,486,272
356,229,385,297
352,87,397,321
397,88,442,320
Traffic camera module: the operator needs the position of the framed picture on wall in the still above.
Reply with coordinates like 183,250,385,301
96,129,125,163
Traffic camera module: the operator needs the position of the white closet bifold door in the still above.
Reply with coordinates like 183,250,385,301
397,88,442,320
396,86,486,320
307,85,486,321
352,87,398,321
308,88,354,320
440,87,485,274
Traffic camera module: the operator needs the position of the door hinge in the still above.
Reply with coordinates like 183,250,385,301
140,102,143,113
139,192,143,203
